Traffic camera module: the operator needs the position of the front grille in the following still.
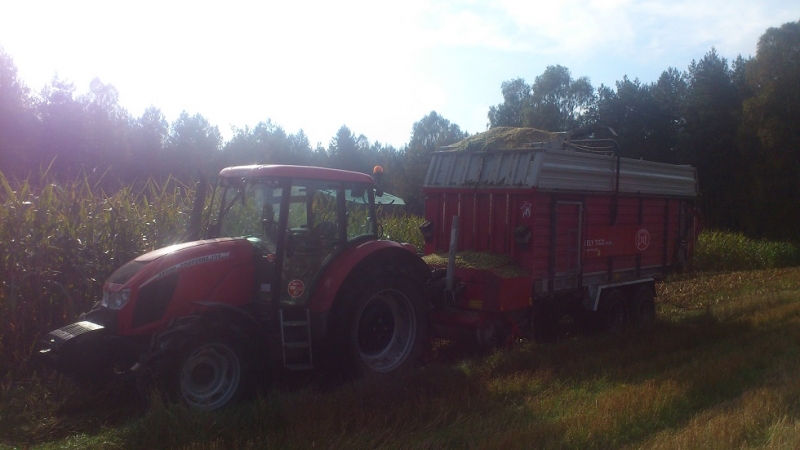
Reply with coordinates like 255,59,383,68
41,321,104,348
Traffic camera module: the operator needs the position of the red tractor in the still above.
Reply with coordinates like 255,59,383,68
40,165,430,410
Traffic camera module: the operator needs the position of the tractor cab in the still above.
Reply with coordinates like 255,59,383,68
207,165,383,307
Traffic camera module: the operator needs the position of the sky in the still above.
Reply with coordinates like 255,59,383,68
0,0,798,149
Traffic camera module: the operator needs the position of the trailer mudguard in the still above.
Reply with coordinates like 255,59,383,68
585,278,655,311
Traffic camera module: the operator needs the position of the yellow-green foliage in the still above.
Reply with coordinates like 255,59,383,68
0,171,196,375
423,251,530,278
380,212,424,251
692,230,800,272
444,126,559,152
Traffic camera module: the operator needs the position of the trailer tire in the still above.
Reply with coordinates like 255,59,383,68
630,287,656,330
476,316,511,350
345,272,428,377
530,303,555,343
602,290,629,334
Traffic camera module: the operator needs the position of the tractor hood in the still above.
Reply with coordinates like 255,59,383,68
104,237,258,335
107,238,248,288
135,239,233,263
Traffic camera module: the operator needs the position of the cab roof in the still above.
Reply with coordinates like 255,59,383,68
218,165,375,185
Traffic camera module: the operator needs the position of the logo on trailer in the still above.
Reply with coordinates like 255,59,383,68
635,229,651,251
520,201,532,218
288,279,305,298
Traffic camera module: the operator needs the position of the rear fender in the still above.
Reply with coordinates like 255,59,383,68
308,241,429,314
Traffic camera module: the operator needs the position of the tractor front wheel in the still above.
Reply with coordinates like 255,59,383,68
177,337,250,411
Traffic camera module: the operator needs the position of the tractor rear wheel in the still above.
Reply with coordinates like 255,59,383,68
346,273,428,376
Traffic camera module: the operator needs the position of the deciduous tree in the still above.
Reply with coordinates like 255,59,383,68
739,21,800,238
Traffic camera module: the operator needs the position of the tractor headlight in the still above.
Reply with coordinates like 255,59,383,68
102,289,131,310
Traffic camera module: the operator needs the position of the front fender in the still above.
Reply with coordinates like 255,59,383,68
143,307,269,364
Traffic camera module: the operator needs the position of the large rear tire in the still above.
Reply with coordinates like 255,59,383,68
346,273,428,376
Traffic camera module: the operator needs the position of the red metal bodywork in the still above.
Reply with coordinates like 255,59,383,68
307,239,420,313
423,188,699,313
446,268,532,312
108,238,256,336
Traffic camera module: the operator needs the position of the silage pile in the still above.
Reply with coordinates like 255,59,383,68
442,127,559,152
423,251,529,278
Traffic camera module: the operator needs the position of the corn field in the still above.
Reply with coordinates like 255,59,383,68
0,170,197,377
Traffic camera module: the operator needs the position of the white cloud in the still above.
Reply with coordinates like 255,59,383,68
0,0,798,147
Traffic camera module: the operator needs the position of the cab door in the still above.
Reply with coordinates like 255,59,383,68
278,180,344,306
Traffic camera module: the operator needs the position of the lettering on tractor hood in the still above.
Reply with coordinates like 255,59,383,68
140,252,231,287
135,238,236,262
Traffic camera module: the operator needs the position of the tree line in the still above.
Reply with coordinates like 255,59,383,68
0,20,798,240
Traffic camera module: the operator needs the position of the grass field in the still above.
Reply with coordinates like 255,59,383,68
2,267,800,449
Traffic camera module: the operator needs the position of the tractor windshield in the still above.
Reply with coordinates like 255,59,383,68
216,179,283,253
213,176,379,256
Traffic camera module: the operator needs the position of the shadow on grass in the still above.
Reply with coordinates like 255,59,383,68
7,295,800,449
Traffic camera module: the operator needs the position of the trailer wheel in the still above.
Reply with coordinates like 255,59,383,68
602,290,629,333
346,273,427,376
177,336,250,411
630,287,656,330
476,316,511,350
530,302,556,343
